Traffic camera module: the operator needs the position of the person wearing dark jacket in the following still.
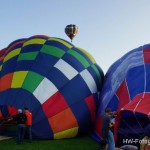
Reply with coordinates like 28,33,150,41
12,109,27,144
101,108,115,150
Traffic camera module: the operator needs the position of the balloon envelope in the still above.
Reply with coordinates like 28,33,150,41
65,24,78,41
94,44,150,145
0,35,104,139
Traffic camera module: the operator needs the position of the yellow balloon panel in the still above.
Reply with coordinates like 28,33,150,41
11,71,28,88
54,127,78,139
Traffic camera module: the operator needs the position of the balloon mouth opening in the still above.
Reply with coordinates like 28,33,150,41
0,105,18,137
0,105,18,119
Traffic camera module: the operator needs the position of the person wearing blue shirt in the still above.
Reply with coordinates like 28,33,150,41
101,108,115,150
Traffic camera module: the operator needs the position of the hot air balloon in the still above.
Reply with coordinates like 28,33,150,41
65,24,79,42
94,43,150,147
0,35,104,139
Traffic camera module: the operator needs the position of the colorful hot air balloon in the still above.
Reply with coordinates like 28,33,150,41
65,24,79,42
94,44,150,146
0,35,104,139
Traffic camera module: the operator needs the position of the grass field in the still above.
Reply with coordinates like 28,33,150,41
0,135,100,150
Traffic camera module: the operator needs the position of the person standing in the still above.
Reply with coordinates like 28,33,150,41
101,107,115,150
11,109,26,144
24,107,32,143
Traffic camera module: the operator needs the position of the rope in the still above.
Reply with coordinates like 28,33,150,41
134,113,145,135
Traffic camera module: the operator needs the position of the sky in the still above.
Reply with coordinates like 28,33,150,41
0,0,150,74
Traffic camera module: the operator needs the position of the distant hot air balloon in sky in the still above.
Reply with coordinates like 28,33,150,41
0,35,104,139
65,24,79,42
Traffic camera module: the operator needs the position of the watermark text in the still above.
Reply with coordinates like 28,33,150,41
123,138,150,145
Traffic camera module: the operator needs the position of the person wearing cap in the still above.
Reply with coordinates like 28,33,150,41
12,109,27,144
24,107,32,143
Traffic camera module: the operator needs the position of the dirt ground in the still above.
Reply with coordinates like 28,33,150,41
0,136,13,141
